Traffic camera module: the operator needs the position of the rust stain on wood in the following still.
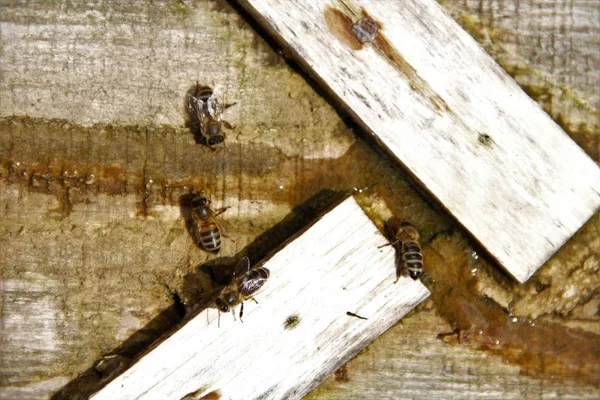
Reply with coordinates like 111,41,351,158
426,234,600,387
324,7,363,50
0,115,435,229
180,388,222,400
323,5,450,113
199,390,222,400
334,363,350,383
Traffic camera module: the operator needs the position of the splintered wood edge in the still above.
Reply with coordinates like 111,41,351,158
91,197,430,400
236,0,600,283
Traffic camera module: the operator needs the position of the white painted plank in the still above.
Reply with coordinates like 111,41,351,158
236,0,600,282
91,197,430,400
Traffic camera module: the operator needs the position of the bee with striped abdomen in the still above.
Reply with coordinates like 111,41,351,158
188,84,234,149
215,256,270,322
380,222,424,282
189,192,225,254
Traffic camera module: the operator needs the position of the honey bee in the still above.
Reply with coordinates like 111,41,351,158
351,16,379,43
188,192,226,254
380,222,423,281
188,84,234,148
215,257,270,321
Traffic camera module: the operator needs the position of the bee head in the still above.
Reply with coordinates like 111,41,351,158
191,195,208,208
207,135,224,147
215,298,229,313
206,122,222,137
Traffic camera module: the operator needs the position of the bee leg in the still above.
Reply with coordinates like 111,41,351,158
213,206,230,217
223,102,237,110
222,120,234,129
251,298,258,304
378,239,400,249
217,311,221,328
239,302,244,323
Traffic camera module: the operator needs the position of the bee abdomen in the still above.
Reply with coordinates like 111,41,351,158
239,268,270,295
194,86,214,101
402,241,423,280
247,268,270,281
198,222,221,252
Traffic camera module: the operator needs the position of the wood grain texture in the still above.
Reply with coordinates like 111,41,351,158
439,0,600,162
456,0,600,111
307,307,600,400
0,0,598,399
91,197,430,400
236,0,600,283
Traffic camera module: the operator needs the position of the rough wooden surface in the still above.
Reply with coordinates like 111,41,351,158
236,0,600,284
0,1,598,399
307,306,600,400
92,197,430,400
452,0,600,111
441,0,600,162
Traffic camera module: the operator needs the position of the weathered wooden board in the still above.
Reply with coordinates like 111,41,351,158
454,0,600,112
1,1,599,399
91,197,430,400
236,0,600,283
306,307,600,400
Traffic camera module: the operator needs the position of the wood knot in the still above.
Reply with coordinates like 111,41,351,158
284,314,301,329
478,133,494,147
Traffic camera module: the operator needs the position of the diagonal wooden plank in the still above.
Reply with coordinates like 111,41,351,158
235,0,600,283
91,197,430,400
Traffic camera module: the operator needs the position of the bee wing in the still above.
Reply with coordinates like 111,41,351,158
239,268,269,296
188,95,200,115
165,216,185,246
232,256,251,280
206,93,221,119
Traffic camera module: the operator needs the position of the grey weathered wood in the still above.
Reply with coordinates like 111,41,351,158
1,1,599,399
306,308,600,400
454,0,600,112
236,0,600,283
91,197,430,400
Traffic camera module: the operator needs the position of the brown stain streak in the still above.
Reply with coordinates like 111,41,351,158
180,388,221,400
324,7,363,51
373,35,449,113
324,5,450,114
334,363,350,383
427,235,600,387
0,116,399,218
199,390,222,400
